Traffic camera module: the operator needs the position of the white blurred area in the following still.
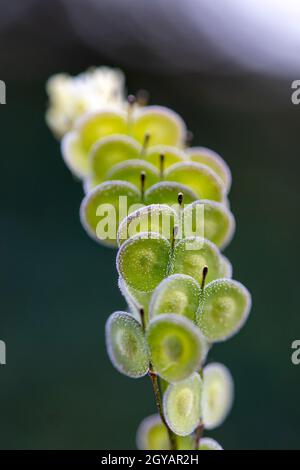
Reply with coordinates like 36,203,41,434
1,0,300,76
61,0,300,76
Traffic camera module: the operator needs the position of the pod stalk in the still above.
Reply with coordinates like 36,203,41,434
148,365,177,451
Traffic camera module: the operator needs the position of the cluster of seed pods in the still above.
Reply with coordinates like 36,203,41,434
57,99,251,450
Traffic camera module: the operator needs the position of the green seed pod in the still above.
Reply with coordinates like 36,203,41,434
202,363,234,429
149,274,201,322
107,160,159,190
79,110,128,152
118,277,152,325
199,438,223,450
117,204,177,246
165,162,225,202
136,414,193,450
147,314,207,382
163,373,203,436
145,145,187,170
61,111,128,178
187,147,231,192
197,279,251,342
105,311,149,378
219,255,233,278
86,134,142,190
131,106,186,147
117,277,141,322
117,233,171,292
136,414,170,450
170,237,222,285
61,131,88,178
145,182,197,206
80,180,141,247
183,200,235,249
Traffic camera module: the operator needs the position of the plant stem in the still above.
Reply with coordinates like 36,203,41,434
140,309,176,449
194,421,204,450
148,366,177,451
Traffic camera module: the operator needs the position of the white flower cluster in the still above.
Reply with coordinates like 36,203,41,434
46,67,127,137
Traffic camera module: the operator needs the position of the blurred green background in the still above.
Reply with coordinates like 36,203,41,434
0,1,300,450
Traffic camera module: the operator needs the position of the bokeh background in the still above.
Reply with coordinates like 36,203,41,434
0,0,300,450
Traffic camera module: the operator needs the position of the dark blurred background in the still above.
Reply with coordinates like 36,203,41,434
0,0,299,450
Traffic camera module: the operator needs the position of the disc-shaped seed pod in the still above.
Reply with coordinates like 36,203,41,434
145,181,198,206
199,438,223,450
149,274,201,322
107,160,159,191
163,373,203,436
147,314,207,382
118,277,152,325
117,233,171,293
219,255,233,278
86,134,142,190
80,180,142,247
183,200,235,250
165,162,226,202
187,146,231,193
117,277,142,322
61,110,127,178
117,204,177,246
197,279,251,342
136,414,194,450
170,237,222,285
131,106,187,147
144,145,187,170
105,311,149,378
202,363,234,430
136,414,170,450
79,110,128,152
